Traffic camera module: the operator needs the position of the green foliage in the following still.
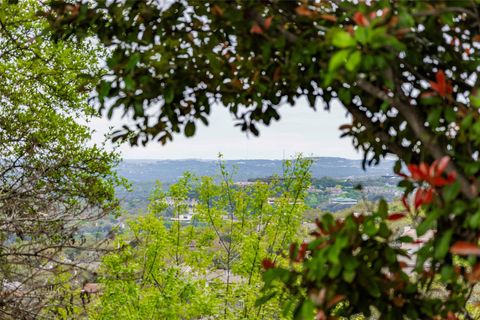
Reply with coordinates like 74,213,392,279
0,1,125,318
259,201,471,320
91,156,312,319
41,0,480,318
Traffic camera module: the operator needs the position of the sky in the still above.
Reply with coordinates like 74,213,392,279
89,97,360,160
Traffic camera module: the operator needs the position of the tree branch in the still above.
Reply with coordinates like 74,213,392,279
356,78,475,199
343,102,411,161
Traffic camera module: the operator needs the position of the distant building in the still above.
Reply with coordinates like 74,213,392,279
267,197,296,205
325,186,344,195
234,181,255,187
330,197,358,205
171,213,194,222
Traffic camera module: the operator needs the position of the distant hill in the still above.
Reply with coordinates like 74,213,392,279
117,157,395,184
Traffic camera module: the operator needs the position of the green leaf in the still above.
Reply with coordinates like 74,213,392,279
443,181,460,202
398,9,415,28
133,101,144,117
255,292,276,306
427,107,442,128
354,27,370,45
124,76,135,91
380,101,389,112
416,210,438,236
126,53,140,71
363,219,378,236
365,281,381,298
338,88,352,104
346,51,362,72
332,30,356,48
328,263,342,278
377,199,388,218
344,255,359,270
440,265,455,281
421,95,442,105
468,211,480,228
328,49,351,72
470,90,480,107
184,121,196,137
434,229,453,260
300,300,314,320
363,54,375,70
370,27,388,49
165,87,174,103
461,114,473,130
343,269,356,283
444,108,456,123
99,81,111,100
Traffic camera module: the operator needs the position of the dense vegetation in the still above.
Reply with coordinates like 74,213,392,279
0,2,125,318
87,157,311,319
0,0,479,319
45,0,480,318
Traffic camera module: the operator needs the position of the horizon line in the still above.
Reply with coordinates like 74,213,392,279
120,156,368,161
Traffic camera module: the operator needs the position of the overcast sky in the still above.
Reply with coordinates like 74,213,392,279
88,98,359,160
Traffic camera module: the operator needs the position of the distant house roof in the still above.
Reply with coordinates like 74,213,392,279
331,197,357,204
82,283,101,294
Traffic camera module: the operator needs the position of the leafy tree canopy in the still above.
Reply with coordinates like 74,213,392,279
90,157,311,320
44,0,480,319
0,1,125,318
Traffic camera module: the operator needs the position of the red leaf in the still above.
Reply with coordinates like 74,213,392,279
289,243,297,260
250,23,263,34
319,14,337,22
407,164,423,181
431,176,450,187
447,171,457,184
414,188,424,209
429,70,452,97
211,5,224,16
315,310,327,320
450,241,480,256
387,213,407,221
263,16,273,30
468,262,480,283
327,294,345,308
401,195,411,212
419,163,429,178
353,12,369,26
273,66,281,81
393,296,405,307
261,258,275,270
414,187,433,209
397,172,408,178
436,70,446,86
423,188,433,204
420,91,436,98
296,242,308,262
295,6,315,17
339,124,353,131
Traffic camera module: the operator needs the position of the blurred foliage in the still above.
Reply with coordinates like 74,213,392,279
41,0,480,318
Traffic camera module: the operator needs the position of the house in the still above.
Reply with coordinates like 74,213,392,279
330,197,358,205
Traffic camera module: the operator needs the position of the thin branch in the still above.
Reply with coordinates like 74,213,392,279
357,78,475,199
